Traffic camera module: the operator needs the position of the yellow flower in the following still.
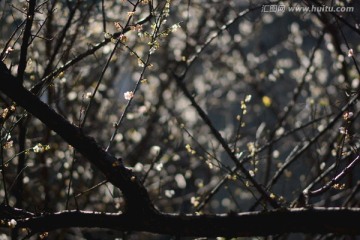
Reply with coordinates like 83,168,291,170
262,96,272,107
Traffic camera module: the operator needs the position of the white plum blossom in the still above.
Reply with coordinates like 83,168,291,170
33,143,50,153
8,219,17,228
124,91,134,100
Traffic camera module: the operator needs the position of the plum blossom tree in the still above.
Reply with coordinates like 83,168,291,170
1,0,360,239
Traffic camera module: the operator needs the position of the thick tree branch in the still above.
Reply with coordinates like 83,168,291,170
2,206,360,237
0,64,155,214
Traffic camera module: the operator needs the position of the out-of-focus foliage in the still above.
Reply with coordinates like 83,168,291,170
1,0,360,238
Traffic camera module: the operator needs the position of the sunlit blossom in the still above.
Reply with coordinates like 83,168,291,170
127,11,135,17
3,140,13,150
114,22,122,30
85,92,92,99
131,24,143,32
8,219,17,228
1,108,9,118
190,196,200,207
33,143,50,153
165,189,175,198
343,111,353,120
5,47,14,55
119,34,127,42
124,91,134,100
39,232,49,239
339,127,347,135
138,59,145,67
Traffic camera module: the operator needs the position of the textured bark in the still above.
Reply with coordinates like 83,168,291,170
1,205,360,237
